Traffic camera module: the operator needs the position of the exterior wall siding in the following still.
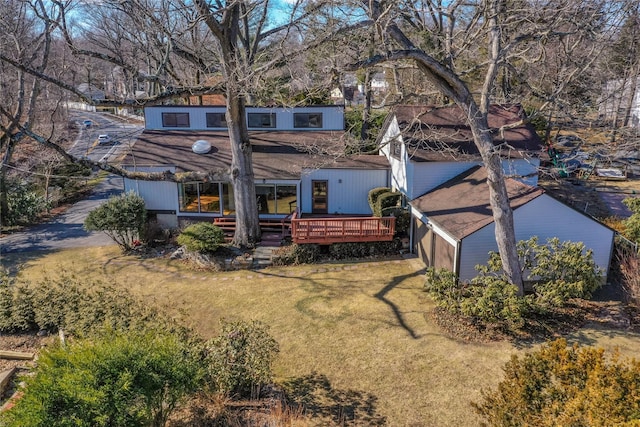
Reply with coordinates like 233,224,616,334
458,195,614,282
143,106,345,131
124,166,178,212
300,168,389,214
379,118,412,196
502,158,540,187
411,161,477,198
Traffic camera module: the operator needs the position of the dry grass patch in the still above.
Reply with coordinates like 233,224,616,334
4,247,640,426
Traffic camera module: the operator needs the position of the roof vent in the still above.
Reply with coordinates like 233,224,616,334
192,139,211,154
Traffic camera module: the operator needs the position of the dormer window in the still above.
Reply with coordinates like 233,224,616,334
391,138,402,158
294,113,323,128
206,112,227,128
248,113,276,128
162,112,190,127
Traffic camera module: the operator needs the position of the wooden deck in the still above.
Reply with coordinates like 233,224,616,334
213,213,396,244
290,212,395,244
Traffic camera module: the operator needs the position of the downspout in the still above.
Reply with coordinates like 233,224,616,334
409,213,415,254
454,239,462,279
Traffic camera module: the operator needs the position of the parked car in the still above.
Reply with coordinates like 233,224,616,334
83,120,92,128
97,134,112,145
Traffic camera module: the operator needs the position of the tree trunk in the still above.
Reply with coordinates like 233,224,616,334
360,69,373,141
0,136,16,227
467,109,524,292
226,82,261,247
369,0,525,294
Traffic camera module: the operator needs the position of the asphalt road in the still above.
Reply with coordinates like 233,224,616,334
0,175,124,254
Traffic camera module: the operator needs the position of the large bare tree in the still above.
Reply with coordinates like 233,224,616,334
0,0,69,226
1,0,321,245
340,0,625,294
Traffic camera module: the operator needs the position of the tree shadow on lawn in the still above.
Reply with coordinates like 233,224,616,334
261,260,427,339
282,372,386,426
374,266,426,339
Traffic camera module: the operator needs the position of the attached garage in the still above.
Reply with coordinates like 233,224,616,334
412,215,457,273
410,166,615,283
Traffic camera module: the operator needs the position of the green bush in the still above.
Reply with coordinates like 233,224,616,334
1,329,203,427
623,197,640,243
424,267,465,313
329,242,371,259
424,237,602,331
461,275,528,331
84,191,147,252
205,319,279,398
368,187,391,215
383,208,410,235
0,270,172,336
473,339,640,426
374,191,401,217
3,181,47,226
271,243,321,265
177,222,226,253
529,238,602,307
0,275,36,333
329,240,400,259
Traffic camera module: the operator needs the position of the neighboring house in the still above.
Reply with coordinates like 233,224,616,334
77,83,106,101
370,72,389,93
599,76,640,128
377,104,614,281
122,105,390,229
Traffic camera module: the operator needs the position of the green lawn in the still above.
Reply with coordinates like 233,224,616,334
3,246,640,426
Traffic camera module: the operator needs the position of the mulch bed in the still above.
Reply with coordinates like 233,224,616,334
430,299,638,344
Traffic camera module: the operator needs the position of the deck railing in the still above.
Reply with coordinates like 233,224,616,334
290,213,396,244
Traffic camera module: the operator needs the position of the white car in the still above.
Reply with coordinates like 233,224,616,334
97,134,112,145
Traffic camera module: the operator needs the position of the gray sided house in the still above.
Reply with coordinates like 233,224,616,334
599,76,640,128
411,166,615,282
378,104,614,282
122,105,390,228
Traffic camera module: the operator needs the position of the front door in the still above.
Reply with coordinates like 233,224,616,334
312,180,328,214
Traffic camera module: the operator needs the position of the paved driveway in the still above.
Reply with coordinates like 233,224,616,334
0,175,123,254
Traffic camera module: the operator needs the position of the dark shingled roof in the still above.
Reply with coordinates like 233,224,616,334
390,104,544,161
121,130,389,180
410,166,545,240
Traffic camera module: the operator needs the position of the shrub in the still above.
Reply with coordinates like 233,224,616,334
462,274,528,331
0,269,172,336
1,329,203,427
620,252,640,305
368,187,391,215
382,208,410,235
424,237,602,331
485,237,602,308
271,243,321,265
424,267,464,313
141,219,170,247
177,222,225,253
473,339,640,426
527,237,602,307
205,319,279,398
0,275,36,333
329,242,371,259
84,191,147,252
623,197,640,243
425,268,528,330
374,191,401,217
3,181,47,226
